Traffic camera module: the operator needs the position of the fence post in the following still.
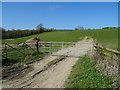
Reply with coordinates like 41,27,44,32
50,42,52,54
62,42,63,49
36,40,40,54
5,43,7,59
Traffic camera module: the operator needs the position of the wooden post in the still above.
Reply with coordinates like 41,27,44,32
49,47,50,54
5,43,7,59
36,40,39,54
62,42,63,49
50,42,52,54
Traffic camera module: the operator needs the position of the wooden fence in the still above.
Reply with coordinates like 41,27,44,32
93,43,120,76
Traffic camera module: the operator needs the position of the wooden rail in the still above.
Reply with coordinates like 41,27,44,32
93,42,119,76
94,43,120,55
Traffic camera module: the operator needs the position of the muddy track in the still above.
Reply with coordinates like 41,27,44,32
2,39,93,88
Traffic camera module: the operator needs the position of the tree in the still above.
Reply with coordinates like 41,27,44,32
0,27,6,32
75,26,84,30
36,24,44,33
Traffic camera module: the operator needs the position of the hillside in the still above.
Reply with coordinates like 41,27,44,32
3,28,118,49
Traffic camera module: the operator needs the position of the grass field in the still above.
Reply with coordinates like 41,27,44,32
2,29,118,87
3,28,118,50
2,28,118,66
65,55,117,88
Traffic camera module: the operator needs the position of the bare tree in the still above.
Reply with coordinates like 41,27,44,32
75,26,84,30
36,24,44,32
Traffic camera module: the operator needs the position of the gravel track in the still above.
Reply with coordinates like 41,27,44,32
3,39,93,88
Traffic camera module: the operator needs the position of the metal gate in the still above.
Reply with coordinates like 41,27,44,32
1,41,93,66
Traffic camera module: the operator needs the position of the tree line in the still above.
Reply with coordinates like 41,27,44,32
1,24,54,39
102,27,119,29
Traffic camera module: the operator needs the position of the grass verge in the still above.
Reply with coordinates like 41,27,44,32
65,55,117,88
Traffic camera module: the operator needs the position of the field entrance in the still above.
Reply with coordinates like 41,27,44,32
2,40,93,66
39,42,77,55
2,40,94,88
48,41,93,57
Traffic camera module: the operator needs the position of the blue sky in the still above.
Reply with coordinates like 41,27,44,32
2,2,118,30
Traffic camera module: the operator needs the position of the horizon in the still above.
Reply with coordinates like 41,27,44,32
2,2,118,30
2,26,119,31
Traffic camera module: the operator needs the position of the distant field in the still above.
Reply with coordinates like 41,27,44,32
2,29,118,49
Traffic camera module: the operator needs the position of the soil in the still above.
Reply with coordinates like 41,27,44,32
2,39,93,88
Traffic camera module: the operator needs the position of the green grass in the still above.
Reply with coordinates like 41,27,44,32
65,55,117,88
2,28,118,66
3,29,118,49
2,43,62,66
2,47,43,66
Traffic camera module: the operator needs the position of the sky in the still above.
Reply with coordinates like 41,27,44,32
1,0,119,2
2,2,118,30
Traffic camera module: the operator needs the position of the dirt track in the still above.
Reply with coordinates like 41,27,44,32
2,39,93,88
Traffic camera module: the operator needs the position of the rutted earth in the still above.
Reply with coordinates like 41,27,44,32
2,39,93,88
